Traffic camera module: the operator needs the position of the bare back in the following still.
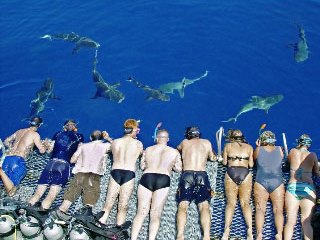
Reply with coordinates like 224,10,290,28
288,148,319,184
143,144,182,176
4,128,45,159
111,135,143,171
223,142,254,168
178,138,214,171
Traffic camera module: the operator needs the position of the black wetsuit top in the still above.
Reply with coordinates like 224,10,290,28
51,130,84,162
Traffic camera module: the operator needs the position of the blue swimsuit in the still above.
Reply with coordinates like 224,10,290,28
256,146,283,193
38,131,84,186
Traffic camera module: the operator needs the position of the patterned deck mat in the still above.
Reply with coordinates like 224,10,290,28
1,151,318,239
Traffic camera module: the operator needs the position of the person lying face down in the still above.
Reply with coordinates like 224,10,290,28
1,116,47,197
98,119,143,226
131,129,182,240
176,126,216,240
51,130,112,219
28,119,84,210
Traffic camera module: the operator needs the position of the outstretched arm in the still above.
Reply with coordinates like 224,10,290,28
4,132,16,148
140,151,147,170
173,151,182,172
34,134,46,154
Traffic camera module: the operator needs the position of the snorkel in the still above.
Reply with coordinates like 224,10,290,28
153,122,162,143
259,123,267,136
282,133,289,157
215,127,224,162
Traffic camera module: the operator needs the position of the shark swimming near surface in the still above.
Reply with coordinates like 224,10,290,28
29,78,60,117
288,24,309,63
127,77,170,102
41,32,100,54
158,71,208,98
92,51,125,103
222,94,284,123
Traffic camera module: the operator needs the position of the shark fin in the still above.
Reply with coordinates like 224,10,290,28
111,82,121,88
50,94,60,100
177,87,185,98
221,117,237,123
251,96,262,103
146,96,153,101
265,108,270,114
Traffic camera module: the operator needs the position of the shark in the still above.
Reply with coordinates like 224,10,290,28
127,77,170,102
92,52,125,103
29,78,60,117
40,32,100,54
288,24,309,63
222,94,284,123
158,70,208,98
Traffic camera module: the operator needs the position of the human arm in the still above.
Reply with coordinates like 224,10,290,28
140,151,147,170
70,145,82,163
4,132,16,148
253,147,260,161
34,134,46,154
208,141,217,161
102,131,113,143
222,144,228,165
312,153,319,177
173,151,182,172
248,145,254,168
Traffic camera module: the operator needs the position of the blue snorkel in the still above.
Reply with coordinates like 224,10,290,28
153,122,162,143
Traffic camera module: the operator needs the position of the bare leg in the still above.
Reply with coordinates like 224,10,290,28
283,191,300,240
99,177,120,224
117,179,135,225
254,182,269,240
59,200,73,213
198,201,211,240
300,192,316,240
176,201,189,240
238,173,253,240
131,185,152,240
149,187,170,240
42,185,62,209
28,184,48,205
270,184,285,240
222,173,239,240
0,168,15,196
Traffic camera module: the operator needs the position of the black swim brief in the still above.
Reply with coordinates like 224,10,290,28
139,173,170,192
111,169,135,186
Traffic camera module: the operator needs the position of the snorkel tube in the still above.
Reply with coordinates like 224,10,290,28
153,122,162,143
282,133,289,157
215,127,224,162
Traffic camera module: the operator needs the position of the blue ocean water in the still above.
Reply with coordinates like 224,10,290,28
0,1,319,239
1,1,320,152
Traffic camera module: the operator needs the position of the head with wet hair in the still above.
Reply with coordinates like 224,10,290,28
296,134,312,149
63,119,78,132
184,126,201,140
123,119,140,135
260,130,276,146
90,130,103,141
225,129,246,143
30,116,43,127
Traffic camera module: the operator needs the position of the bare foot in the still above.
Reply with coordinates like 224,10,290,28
221,228,230,240
275,233,282,240
8,186,17,197
247,228,253,240
256,232,263,240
